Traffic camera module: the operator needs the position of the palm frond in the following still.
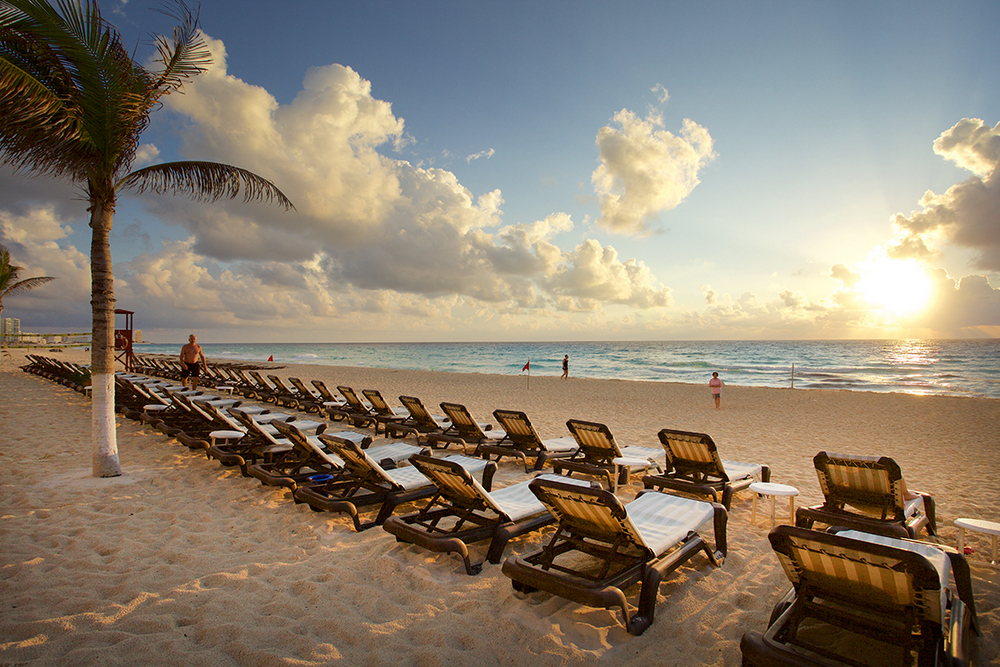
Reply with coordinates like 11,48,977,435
3,275,56,297
119,161,295,210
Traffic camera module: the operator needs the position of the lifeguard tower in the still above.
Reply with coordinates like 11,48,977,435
114,309,138,371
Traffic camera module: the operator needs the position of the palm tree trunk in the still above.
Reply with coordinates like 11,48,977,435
90,199,121,477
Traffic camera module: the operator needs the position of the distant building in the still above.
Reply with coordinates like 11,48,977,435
133,330,143,343
2,317,20,343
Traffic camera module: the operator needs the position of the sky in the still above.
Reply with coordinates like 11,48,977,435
2,0,999,343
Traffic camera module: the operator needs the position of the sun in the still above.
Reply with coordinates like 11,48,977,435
856,259,933,316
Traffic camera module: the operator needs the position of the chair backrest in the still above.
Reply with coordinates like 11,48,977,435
657,429,729,482
769,525,944,626
249,371,275,391
813,451,907,520
337,386,367,409
172,391,216,423
268,375,293,393
399,396,440,430
319,433,394,487
362,389,397,416
271,419,337,464
288,377,316,398
528,476,648,554
199,401,245,431
566,420,623,463
492,410,544,450
409,454,495,511
440,402,489,441
311,380,338,402
231,409,282,445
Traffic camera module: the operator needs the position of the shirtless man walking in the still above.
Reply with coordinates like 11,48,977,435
179,334,208,389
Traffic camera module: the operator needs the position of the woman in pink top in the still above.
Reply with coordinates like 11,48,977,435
709,372,723,409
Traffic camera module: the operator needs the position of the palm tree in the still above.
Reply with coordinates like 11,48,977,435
0,0,293,477
0,243,55,341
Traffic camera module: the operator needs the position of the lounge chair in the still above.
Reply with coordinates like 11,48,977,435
642,428,770,510
310,380,346,411
387,395,452,441
256,419,425,490
384,455,589,575
480,409,579,472
740,525,977,666
292,434,495,531
266,374,304,410
795,451,937,539
361,389,410,434
430,402,507,454
554,420,664,491
287,377,326,413
326,386,378,428
502,479,727,636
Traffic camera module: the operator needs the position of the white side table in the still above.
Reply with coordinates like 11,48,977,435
750,482,799,528
955,517,1000,565
611,456,659,492
210,429,245,446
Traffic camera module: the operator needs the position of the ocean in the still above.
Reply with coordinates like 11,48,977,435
131,339,1000,399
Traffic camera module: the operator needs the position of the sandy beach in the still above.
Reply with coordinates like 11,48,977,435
2,347,998,666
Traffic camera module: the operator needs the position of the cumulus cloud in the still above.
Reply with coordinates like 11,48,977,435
888,119,1000,271
0,206,91,323
591,109,715,235
1,35,676,337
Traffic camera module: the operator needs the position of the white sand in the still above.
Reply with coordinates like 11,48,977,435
2,348,998,665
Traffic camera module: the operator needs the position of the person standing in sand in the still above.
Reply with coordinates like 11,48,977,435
561,354,569,379
709,372,723,409
179,334,208,390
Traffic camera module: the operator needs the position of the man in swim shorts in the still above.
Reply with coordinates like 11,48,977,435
179,334,208,389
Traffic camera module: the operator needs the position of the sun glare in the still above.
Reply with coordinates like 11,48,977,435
856,259,933,316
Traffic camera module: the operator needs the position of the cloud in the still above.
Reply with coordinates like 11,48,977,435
466,148,495,163
133,35,670,317
0,205,91,323
591,109,715,235
651,84,670,105
1,36,676,337
888,118,1000,271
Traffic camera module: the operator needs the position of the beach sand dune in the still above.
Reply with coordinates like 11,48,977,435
1,349,998,665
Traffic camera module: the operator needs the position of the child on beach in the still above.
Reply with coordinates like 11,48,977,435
709,372,723,409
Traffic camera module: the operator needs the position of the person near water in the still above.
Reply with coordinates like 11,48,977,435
561,354,569,379
709,371,723,409
179,334,208,390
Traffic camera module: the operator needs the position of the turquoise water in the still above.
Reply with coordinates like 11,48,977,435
133,339,1000,399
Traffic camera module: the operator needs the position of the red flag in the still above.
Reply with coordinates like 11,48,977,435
267,355,273,362
522,360,530,372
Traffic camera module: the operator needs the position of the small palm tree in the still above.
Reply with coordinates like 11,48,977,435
0,243,55,341
0,0,293,476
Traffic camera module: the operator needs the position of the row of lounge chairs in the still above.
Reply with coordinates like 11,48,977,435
22,355,979,662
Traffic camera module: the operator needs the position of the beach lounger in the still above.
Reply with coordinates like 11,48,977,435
292,434,495,531
287,377,326,413
642,428,769,510
326,386,378,428
480,409,579,472
502,479,727,636
795,451,937,539
244,418,378,490
386,395,452,441
384,455,589,575
310,380,346,411
428,402,507,454
740,525,977,666
361,389,410,434
266,375,304,410
554,419,664,491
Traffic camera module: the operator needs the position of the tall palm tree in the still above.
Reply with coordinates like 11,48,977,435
0,243,55,341
0,0,293,477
